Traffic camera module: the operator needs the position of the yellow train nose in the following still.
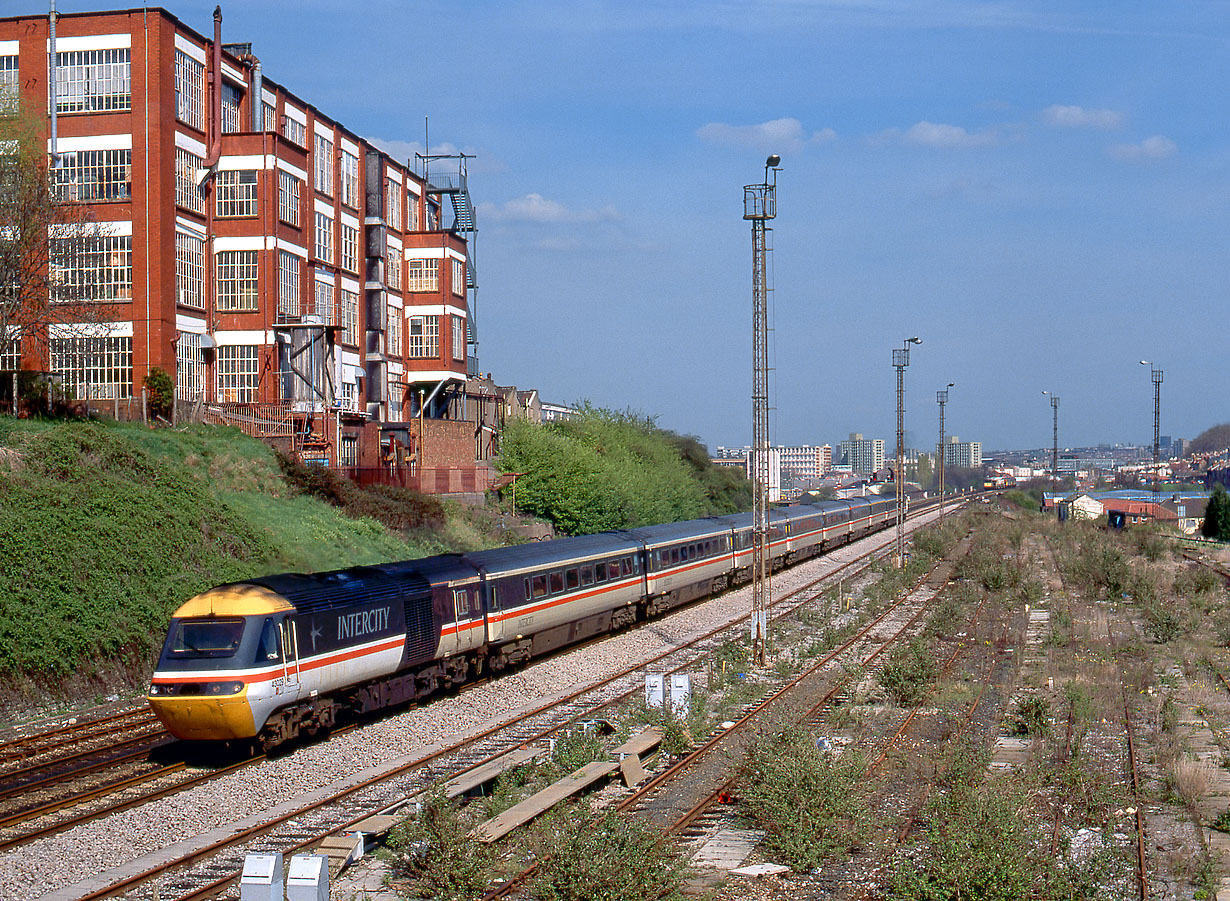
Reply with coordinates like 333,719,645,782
147,692,258,741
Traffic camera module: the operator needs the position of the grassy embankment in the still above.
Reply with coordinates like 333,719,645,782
0,418,499,710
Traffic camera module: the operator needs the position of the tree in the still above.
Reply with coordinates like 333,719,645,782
1191,424,1230,456
143,367,174,421
1202,484,1230,541
0,91,108,384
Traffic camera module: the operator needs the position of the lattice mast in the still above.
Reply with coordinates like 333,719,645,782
894,338,920,567
1142,362,1163,497
744,155,780,666
937,384,951,523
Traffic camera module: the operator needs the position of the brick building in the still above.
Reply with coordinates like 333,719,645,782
0,6,477,470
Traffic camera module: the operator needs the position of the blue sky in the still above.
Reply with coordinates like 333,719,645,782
71,1,1230,451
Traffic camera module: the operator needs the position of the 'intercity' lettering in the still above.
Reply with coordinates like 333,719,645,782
337,606,392,642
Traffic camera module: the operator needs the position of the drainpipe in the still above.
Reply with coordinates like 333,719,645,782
251,57,262,131
48,0,58,164
204,6,222,169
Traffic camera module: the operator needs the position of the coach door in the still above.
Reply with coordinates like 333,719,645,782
279,620,301,696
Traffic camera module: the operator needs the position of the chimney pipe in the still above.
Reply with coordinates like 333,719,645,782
251,57,262,131
204,5,222,168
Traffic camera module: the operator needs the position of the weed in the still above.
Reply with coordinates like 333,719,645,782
1192,848,1220,900
737,726,870,871
547,725,608,778
386,792,493,901
1160,694,1179,734
1212,807,1230,834
1008,693,1051,736
879,637,937,706
530,805,687,901
1168,754,1213,810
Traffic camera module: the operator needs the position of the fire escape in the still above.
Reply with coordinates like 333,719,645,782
416,152,479,376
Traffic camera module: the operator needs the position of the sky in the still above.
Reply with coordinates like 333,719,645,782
65,1,1230,452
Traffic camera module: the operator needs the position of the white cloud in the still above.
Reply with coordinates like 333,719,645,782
478,193,619,225
696,117,837,152
1042,105,1124,129
880,120,998,148
1108,135,1178,162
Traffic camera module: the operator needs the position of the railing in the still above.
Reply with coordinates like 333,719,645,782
341,466,493,495
200,402,295,439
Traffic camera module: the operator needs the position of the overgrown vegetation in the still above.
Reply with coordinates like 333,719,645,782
880,636,937,705
497,406,750,535
387,792,494,901
738,725,870,871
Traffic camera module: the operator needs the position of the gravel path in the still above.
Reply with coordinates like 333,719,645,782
7,511,942,901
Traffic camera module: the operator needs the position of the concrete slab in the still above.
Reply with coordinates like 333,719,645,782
691,827,761,870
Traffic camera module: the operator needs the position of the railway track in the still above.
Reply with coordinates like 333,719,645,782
40,505,953,901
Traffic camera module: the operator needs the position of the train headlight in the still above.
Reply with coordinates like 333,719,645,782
207,681,245,695
148,683,162,696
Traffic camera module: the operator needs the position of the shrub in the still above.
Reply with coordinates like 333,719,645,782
738,727,869,871
387,792,493,901
879,637,936,705
1009,694,1050,736
531,806,686,901
142,366,174,420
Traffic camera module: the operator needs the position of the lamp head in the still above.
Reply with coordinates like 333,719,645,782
766,154,781,168
947,382,955,388
907,336,922,345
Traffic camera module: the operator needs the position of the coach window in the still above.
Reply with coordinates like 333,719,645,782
594,562,607,582
566,568,579,590
581,565,594,586
256,618,280,661
532,575,548,599
624,556,635,575
524,578,532,602
549,571,564,594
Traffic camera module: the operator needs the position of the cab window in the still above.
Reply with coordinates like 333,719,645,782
168,618,245,659
256,618,281,662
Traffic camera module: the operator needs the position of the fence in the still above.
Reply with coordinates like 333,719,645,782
341,466,494,495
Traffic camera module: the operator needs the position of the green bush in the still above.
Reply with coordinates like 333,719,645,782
142,367,174,420
738,727,869,871
879,637,937,705
387,792,493,901
531,807,686,901
1008,694,1050,736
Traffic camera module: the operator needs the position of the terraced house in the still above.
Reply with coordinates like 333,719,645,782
0,5,483,476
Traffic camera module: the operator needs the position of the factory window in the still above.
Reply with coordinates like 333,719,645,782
387,309,401,357
385,179,401,229
55,48,130,113
216,344,259,403
338,380,357,412
339,435,358,466
215,250,258,312
261,101,276,133
216,170,257,218
340,288,358,346
406,191,420,231
314,212,333,263
49,335,132,399
175,331,204,401
452,258,464,296
54,148,131,202
386,243,402,290
221,82,242,134
387,378,403,420
313,276,334,325
313,133,333,196
340,223,359,274
175,147,205,213
0,328,20,372
278,170,300,226
452,315,465,362
175,231,205,309
50,234,132,302
406,315,438,359
281,113,306,147
277,251,299,319
406,258,438,293
174,50,204,129
339,150,359,208
0,56,17,117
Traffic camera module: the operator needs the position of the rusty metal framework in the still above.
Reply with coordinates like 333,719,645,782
937,382,952,523
894,337,920,566
1142,361,1163,497
744,154,779,665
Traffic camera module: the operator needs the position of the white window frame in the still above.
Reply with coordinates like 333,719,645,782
50,335,132,399
215,250,258,312
314,133,333,196
0,56,18,117
313,276,334,325
277,170,300,226
221,82,242,134
55,48,131,114
340,223,359,274
175,147,205,213
314,212,333,263
176,231,205,309
278,250,300,319
387,309,401,357
282,114,306,147
407,314,439,359
176,331,204,401
216,344,259,403
386,243,402,290
452,314,466,362
385,178,401,230
340,288,358,346
216,169,258,218
339,150,359,208
339,433,359,465
406,258,438,292
174,50,204,129
452,257,465,296
50,234,132,302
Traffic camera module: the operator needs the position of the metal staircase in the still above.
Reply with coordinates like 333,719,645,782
417,152,479,374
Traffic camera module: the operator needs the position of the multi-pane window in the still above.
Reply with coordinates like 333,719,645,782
175,331,204,401
175,147,205,213
406,258,438,292
338,383,357,414
282,113,306,147
261,101,275,132
407,315,439,358
278,251,300,318
216,170,257,217
340,223,359,273
427,203,440,230
50,234,132,302
385,243,401,290
387,309,401,357
277,170,300,226
340,288,358,346
339,434,358,466
215,250,258,311
388,379,403,420
54,149,131,202
216,344,259,403
313,277,334,325
452,258,465,296
339,150,359,208
56,49,131,113
221,82,242,134
0,328,20,372
314,133,333,195
176,231,205,309
0,56,18,117
174,50,204,129
314,212,333,262
385,179,401,230
407,192,420,230
50,335,132,399
452,314,466,362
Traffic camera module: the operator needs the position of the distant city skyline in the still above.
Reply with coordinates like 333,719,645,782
56,1,1227,451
